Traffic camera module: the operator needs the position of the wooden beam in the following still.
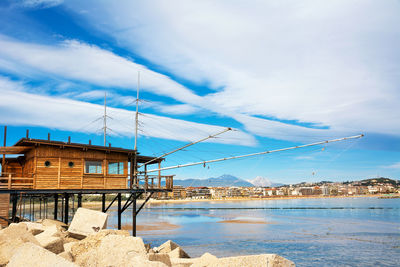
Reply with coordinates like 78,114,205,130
0,146,31,154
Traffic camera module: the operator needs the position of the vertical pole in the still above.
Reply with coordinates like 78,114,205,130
130,157,134,189
11,194,18,222
64,193,69,225
144,164,148,189
26,129,29,139
103,92,107,147
2,126,6,176
61,196,64,222
39,197,42,219
117,193,122,230
134,71,140,151
54,194,58,220
47,133,50,141
77,193,82,208
29,195,32,221
132,193,136,236
101,194,106,212
32,196,35,221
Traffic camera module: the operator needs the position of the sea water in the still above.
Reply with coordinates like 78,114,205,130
110,197,400,266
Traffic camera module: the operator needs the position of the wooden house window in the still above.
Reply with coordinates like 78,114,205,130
85,161,102,174
108,162,124,175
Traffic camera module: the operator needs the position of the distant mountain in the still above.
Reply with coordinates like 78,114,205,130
247,176,284,187
173,174,254,187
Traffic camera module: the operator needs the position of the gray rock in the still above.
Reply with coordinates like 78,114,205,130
0,223,39,265
168,247,190,259
67,208,108,239
191,252,218,267
58,251,74,262
6,242,77,267
169,258,195,267
20,222,45,235
72,233,148,266
35,234,64,254
148,252,172,266
158,240,180,253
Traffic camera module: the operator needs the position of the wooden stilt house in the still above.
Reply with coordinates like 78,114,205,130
0,138,169,190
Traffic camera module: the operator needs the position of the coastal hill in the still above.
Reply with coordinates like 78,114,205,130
173,174,284,187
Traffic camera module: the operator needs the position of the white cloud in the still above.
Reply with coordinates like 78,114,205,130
0,34,354,144
294,156,314,160
16,0,63,8
382,162,400,169
0,36,202,105
64,0,400,138
0,76,256,146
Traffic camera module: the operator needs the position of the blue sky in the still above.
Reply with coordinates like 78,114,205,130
0,0,399,184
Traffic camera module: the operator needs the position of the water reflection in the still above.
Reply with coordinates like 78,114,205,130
106,198,399,266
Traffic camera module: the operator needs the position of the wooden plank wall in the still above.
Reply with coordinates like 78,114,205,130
0,194,9,227
33,145,128,190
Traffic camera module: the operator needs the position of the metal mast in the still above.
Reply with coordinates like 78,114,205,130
143,134,364,174
134,71,140,151
133,71,140,187
103,92,107,146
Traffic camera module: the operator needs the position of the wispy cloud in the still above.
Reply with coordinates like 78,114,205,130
382,162,400,169
0,34,354,143
0,76,256,146
294,156,315,160
14,0,63,9
63,0,400,139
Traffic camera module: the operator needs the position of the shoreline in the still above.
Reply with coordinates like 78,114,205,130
18,193,398,211
147,193,397,205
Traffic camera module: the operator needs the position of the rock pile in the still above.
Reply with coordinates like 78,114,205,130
0,208,295,266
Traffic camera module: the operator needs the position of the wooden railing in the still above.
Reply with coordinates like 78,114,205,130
133,175,174,190
0,174,34,189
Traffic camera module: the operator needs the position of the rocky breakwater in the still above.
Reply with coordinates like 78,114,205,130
0,207,295,266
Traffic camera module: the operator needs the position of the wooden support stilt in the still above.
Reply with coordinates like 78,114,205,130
77,193,82,208
54,194,58,220
11,194,17,222
102,194,106,212
132,193,136,236
64,193,69,224
117,193,122,229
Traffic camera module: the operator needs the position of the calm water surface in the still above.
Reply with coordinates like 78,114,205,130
110,197,400,266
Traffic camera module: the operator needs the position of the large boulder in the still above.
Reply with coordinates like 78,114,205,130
157,240,180,253
35,234,64,254
35,224,66,254
147,253,172,266
169,258,195,267
67,208,108,239
130,255,169,267
168,247,190,259
0,223,39,265
20,222,45,235
72,232,148,266
6,242,78,267
36,219,68,230
70,229,130,259
191,252,218,267
206,254,295,267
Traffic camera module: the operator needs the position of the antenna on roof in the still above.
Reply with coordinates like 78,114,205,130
134,71,140,151
103,92,107,146
132,71,140,188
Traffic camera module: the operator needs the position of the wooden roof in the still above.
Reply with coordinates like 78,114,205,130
10,138,162,164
